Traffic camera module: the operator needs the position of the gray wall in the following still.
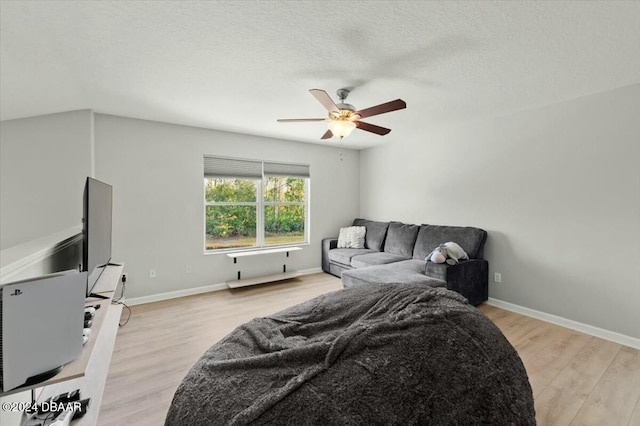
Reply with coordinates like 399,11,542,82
94,114,359,299
0,110,93,249
360,84,640,339
3,86,637,341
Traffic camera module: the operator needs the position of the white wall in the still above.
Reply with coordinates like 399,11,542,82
0,110,93,249
360,84,640,339
94,114,359,299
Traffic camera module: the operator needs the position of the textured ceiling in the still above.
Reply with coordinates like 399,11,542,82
1,1,639,149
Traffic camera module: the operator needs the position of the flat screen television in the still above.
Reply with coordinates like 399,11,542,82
83,177,113,298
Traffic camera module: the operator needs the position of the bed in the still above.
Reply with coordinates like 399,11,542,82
165,283,535,425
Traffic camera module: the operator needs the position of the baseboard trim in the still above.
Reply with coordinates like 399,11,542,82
126,267,325,306
126,282,228,306
486,297,640,350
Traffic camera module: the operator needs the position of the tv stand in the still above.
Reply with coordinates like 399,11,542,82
0,263,124,426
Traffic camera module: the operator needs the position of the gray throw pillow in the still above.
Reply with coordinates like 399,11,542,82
419,225,487,259
337,226,366,249
352,219,389,251
384,222,419,257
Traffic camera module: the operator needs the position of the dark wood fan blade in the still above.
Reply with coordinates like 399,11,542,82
356,99,406,119
356,121,391,136
309,89,339,113
277,118,327,122
321,129,333,139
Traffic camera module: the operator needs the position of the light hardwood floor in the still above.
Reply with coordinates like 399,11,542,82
98,273,640,425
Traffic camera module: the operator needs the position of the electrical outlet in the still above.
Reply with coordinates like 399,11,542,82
494,272,502,283
149,269,157,279
185,265,192,274
122,272,128,282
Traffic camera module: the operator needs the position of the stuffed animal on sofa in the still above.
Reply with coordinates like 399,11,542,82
427,242,469,265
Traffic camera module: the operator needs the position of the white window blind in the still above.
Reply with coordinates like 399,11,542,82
203,156,263,179
263,162,310,178
204,156,310,179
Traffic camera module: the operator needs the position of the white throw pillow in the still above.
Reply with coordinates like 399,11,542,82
337,226,366,249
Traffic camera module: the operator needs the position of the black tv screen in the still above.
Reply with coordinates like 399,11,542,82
83,177,113,297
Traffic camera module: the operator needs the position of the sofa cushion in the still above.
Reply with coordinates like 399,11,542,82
351,252,410,269
353,219,389,251
384,222,419,258
416,225,487,259
342,264,446,288
328,248,377,266
329,263,351,278
390,259,429,273
413,225,433,260
337,226,366,249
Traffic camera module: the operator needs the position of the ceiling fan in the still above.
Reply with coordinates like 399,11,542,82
277,88,406,140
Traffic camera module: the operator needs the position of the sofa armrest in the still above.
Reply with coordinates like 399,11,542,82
425,259,489,306
322,238,339,273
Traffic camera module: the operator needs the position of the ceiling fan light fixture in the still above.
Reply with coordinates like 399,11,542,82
277,88,406,140
328,118,356,138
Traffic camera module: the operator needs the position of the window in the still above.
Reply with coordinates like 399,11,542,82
205,178,258,250
264,176,306,246
204,156,309,252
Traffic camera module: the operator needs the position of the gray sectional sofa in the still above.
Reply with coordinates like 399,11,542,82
321,219,489,305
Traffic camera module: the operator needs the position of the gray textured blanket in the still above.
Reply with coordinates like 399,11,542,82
165,284,535,425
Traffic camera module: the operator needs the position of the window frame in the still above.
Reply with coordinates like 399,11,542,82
262,176,308,248
204,177,260,251
203,159,310,254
